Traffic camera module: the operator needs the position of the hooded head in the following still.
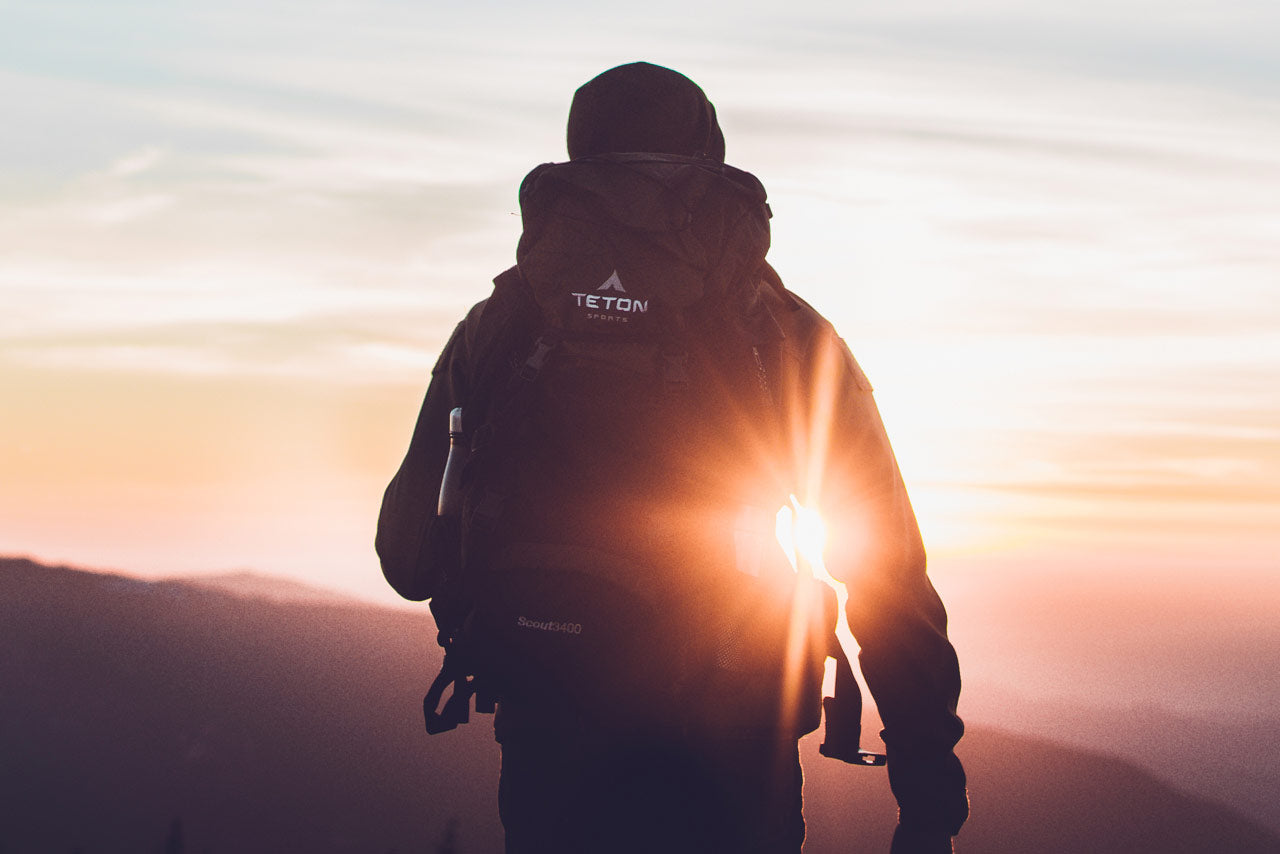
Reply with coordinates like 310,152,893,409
566,62,725,162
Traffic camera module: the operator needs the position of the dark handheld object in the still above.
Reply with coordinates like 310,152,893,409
423,641,495,735
819,636,888,766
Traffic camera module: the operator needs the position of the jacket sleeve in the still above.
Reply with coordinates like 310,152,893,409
803,328,969,836
375,304,482,601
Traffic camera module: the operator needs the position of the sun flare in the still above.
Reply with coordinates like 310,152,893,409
775,496,835,585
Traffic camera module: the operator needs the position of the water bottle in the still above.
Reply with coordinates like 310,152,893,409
437,407,467,518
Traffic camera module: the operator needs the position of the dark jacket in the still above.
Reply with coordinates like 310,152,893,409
376,156,968,836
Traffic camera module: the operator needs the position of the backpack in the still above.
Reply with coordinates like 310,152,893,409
424,154,883,764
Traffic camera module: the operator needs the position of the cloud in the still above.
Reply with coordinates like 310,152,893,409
0,303,467,384
79,193,175,225
108,146,164,177
747,1,1280,96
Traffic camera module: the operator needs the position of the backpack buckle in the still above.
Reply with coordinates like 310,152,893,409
519,337,556,381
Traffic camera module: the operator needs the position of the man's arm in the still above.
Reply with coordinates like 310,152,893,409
809,332,968,838
375,308,478,601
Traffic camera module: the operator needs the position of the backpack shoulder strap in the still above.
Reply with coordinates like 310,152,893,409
464,267,540,409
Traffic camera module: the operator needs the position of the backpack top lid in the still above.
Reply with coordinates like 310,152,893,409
515,153,772,334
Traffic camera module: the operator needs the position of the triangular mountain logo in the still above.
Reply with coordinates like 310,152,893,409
596,270,626,293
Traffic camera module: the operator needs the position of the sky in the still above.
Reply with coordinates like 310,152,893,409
3,0,1278,660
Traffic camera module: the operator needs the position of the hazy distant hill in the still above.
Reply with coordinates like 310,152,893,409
2,558,1278,853
944,567,1280,838
958,686,1280,840
164,569,358,605
1,557,502,854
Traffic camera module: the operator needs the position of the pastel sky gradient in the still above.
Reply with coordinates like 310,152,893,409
3,0,1277,625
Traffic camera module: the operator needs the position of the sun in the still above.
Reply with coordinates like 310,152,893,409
775,495,835,585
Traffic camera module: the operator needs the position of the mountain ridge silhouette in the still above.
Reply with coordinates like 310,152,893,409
3,557,1277,853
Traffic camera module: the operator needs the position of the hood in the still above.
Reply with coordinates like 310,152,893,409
567,62,726,163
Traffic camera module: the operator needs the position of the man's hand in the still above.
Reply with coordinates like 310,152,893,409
890,823,954,854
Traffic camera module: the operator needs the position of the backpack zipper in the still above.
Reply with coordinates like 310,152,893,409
751,345,772,404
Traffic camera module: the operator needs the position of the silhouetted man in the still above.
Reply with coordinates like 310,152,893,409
378,62,967,854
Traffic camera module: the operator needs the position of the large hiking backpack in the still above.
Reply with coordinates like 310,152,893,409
425,154,881,762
